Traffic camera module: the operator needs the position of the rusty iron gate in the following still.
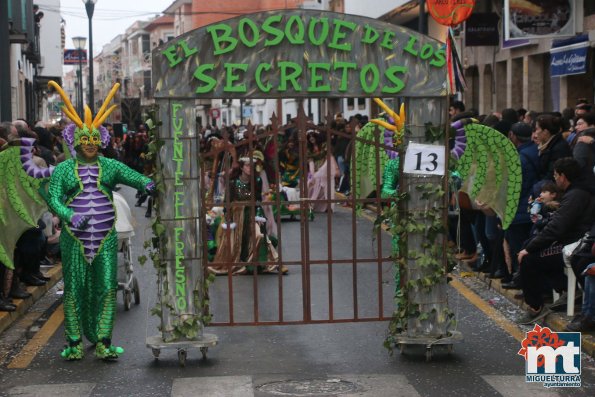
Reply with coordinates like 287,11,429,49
201,104,400,326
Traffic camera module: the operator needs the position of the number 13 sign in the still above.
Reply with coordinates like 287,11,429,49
403,142,446,176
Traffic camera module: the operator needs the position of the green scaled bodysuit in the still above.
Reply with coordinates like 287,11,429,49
357,99,406,297
46,79,154,360
48,156,151,359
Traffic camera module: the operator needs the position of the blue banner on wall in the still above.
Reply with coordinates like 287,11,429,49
550,39,589,77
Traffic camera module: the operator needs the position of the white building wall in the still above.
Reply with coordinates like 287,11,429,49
37,0,63,78
10,44,28,119
343,0,404,19
300,0,330,11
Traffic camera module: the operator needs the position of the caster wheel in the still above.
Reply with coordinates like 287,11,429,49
124,291,131,311
447,344,454,354
152,348,160,359
425,348,432,362
399,344,405,355
133,277,140,305
178,349,187,366
200,347,208,360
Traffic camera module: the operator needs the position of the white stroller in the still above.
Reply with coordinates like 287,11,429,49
113,192,141,310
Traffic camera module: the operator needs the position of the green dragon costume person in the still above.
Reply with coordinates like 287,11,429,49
450,117,521,230
0,139,53,271
354,100,521,230
47,81,154,360
354,99,405,204
353,100,521,298
354,98,405,288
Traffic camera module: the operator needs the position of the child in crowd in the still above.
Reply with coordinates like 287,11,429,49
529,181,562,236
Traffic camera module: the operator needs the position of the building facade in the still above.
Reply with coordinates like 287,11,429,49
37,0,64,123
0,0,63,123
94,35,124,124
462,0,595,114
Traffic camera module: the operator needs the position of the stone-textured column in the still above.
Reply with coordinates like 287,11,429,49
506,58,513,108
559,76,569,111
496,61,507,112
527,54,545,112
482,64,494,114
404,97,450,337
156,99,204,341
511,58,524,110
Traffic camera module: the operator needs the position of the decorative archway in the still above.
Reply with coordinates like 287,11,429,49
149,9,451,346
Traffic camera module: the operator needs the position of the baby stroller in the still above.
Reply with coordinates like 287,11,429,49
113,192,141,310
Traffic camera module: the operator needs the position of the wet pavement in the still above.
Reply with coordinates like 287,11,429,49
0,186,593,396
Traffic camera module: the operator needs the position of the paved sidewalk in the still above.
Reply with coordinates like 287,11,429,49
0,264,62,335
465,264,594,358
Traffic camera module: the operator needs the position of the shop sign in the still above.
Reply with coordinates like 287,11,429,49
465,13,499,46
64,49,87,65
505,0,576,40
550,42,588,77
209,108,221,119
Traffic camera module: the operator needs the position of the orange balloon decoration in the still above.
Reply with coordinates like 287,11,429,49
427,0,475,27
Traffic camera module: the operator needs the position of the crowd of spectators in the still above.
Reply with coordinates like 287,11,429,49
449,99,595,331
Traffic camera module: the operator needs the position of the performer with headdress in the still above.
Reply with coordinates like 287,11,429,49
211,155,285,275
47,81,154,360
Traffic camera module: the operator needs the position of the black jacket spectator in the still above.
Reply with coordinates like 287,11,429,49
538,133,571,181
32,126,56,166
525,169,595,254
572,127,595,192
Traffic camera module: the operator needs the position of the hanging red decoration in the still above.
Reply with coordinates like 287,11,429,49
427,0,475,27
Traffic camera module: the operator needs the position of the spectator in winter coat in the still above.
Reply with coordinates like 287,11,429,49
572,126,595,190
517,158,595,324
501,122,539,289
567,111,595,149
533,114,572,195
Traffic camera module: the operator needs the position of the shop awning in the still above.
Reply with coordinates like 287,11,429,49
550,34,589,77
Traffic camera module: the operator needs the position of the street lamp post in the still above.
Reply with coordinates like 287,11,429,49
74,80,79,116
72,36,87,116
84,0,97,111
76,68,82,115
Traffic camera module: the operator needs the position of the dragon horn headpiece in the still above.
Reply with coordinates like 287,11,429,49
48,81,120,156
48,80,120,130
370,98,405,132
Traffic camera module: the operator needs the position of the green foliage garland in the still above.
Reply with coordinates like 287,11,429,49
377,124,456,354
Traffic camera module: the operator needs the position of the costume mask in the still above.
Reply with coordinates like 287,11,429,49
48,81,120,158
